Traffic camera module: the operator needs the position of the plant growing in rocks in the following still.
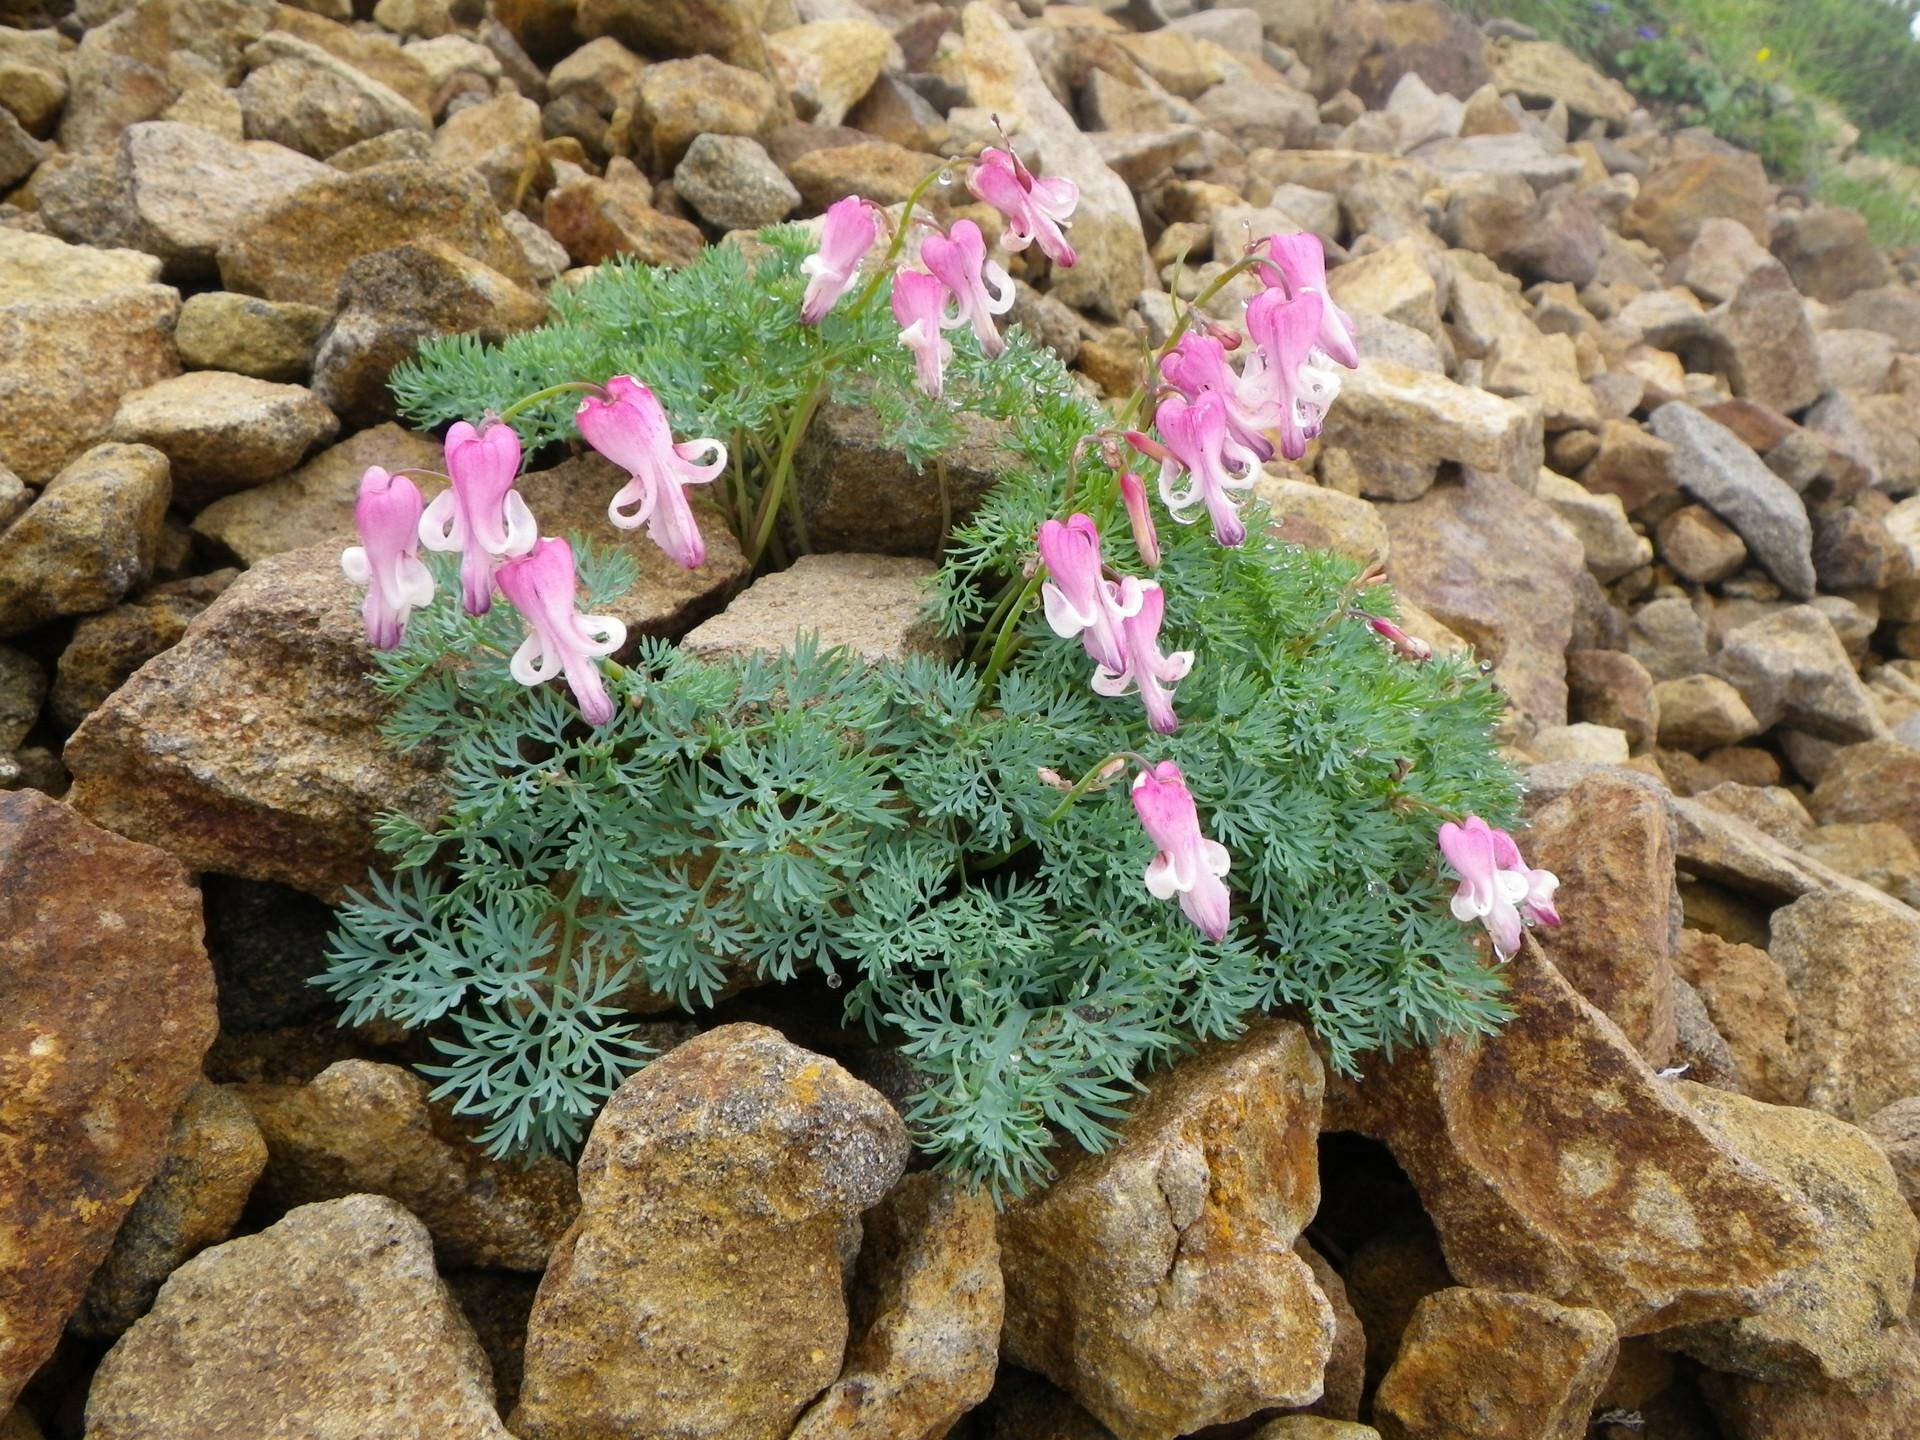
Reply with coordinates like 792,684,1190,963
321,154,1549,1198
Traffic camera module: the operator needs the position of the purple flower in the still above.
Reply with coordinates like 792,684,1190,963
496,536,628,726
1038,513,1141,674
341,466,434,649
1091,580,1193,734
1242,287,1344,462
1255,231,1360,371
418,419,537,616
1159,332,1275,463
1438,816,1561,962
892,269,954,398
575,376,727,571
1636,24,1659,39
967,146,1078,268
919,219,1015,358
800,196,879,325
1153,390,1261,548
1119,470,1162,569
1131,761,1233,940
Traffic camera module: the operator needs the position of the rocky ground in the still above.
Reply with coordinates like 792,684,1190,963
4,0,1920,1435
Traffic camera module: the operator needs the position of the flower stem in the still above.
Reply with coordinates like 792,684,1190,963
978,569,1044,699
747,382,826,566
495,381,605,425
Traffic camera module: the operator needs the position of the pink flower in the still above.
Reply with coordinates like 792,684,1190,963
967,146,1078,268
1038,514,1141,674
418,419,537,615
1437,816,1560,962
800,196,879,325
919,219,1015,358
496,537,628,726
1365,614,1432,661
1091,580,1193,735
341,466,434,649
1159,332,1274,462
1242,287,1344,462
1256,231,1360,370
1131,761,1233,941
1490,825,1561,928
1153,390,1261,548
1119,471,1161,568
574,376,727,571
892,270,954,398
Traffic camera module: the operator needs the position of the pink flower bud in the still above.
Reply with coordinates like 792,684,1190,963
891,270,953,399
800,196,880,325
1119,471,1161,568
341,466,434,649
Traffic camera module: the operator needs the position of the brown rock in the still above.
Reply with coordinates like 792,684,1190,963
1670,972,1745,1092
1253,1422,1382,1440
50,571,234,730
1373,1287,1617,1440
1810,740,1920,851
682,553,950,665
1000,1023,1334,1440
1656,674,1763,752
108,371,339,510
1295,1240,1367,1421
236,34,429,159
513,1024,909,1440
0,442,170,638
85,1194,512,1440
784,139,947,212
1260,476,1392,568
630,54,781,172
1580,420,1678,516
1714,606,1882,744
1657,503,1748,583
431,92,546,210
1862,1097,1920,1223
577,0,772,77
1701,1325,1920,1440
1565,649,1658,752
175,292,332,383
1771,206,1892,304
1623,153,1771,260
543,169,706,267
1802,822,1920,910
1318,359,1543,500
58,0,274,154
1710,264,1826,416
0,790,217,1409
1343,1225,1455,1388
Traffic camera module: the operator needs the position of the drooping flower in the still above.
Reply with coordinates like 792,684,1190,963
1153,390,1261,548
1364,614,1433,661
1118,470,1161,568
892,269,954,398
919,219,1015,358
1131,761,1233,941
1256,230,1360,370
967,145,1078,268
418,419,536,615
1092,580,1194,734
1241,287,1344,462
1490,825,1562,929
1437,816,1560,961
1038,514,1141,674
800,195,879,325
1160,332,1276,462
574,375,727,571
495,537,628,726
340,466,434,650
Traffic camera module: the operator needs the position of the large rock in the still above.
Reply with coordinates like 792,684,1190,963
999,1022,1335,1440
0,443,170,638
1330,941,1820,1336
85,1195,513,1440
1810,740,1920,850
1708,263,1826,415
1713,606,1882,743
1651,403,1815,598
1671,928,1802,1105
1379,472,1583,729
512,1024,909,1440
576,0,774,76
1771,206,1892,304
1701,1326,1920,1440
1662,1083,1918,1391
237,33,430,159
1623,152,1770,260
1488,37,1634,127
115,121,331,275
108,371,339,510
1318,358,1542,499
682,553,950,665
0,790,217,1410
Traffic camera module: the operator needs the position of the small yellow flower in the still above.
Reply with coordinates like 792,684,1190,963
1756,46,1772,62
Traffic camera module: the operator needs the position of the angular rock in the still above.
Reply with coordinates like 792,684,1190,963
1489,37,1634,127
1810,740,1920,850
546,34,645,115
108,371,338,510
1000,1023,1334,1440
50,571,234,728
1623,152,1770,260
0,647,44,752
1254,1421,1382,1440
1713,606,1882,743
175,292,331,382
784,139,949,212
0,27,70,135
674,134,800,232
0,443,170,638
1566,649,1658,752
1802,822,1920,910
1673,216,1778,305
1862,1098,1920,1222
1449,266,1599,429
631,54,780,172
682,553,949,665
85,1195,512,1440
1320,359,1542,499
769,19,889,128
1260,475,1392,568
0,790,216,1410
1627,596,1712,683
576,0,773,77
115,121,333,274
1373,1287,1617,1440
1580,419,1677,517
1656,674,1762,751
1771,206,1892,304
237,33,429,160
58,0,275,154
1709,264,1825,416
1326,238,1446,345
1701,1326,1920,1440
0,228,161,304
1652,403,1815,598
543,168,707,267
513,1024,909,1440
1656,502,1748,583
1535,471,1652,581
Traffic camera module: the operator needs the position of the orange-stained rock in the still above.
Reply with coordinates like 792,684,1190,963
512,1025,909,1440
1701,1323,1920,1439
1373,1287,1617,1440
1671,929,1803,1105
1332,941,1819,1335
1862,1097,1920,1224
1343,1225,1455,1389
1294,1239,1367,1421
0,790,217,1410
999,1021,1334,1440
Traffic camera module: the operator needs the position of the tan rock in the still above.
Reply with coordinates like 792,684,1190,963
682,553,950,665
1489,37,1634,127
576,0,773,78
630,54,781,172
1701,1324,1920,1440
1802,822,1920,910
1580,419,1677,516
1862,1097,1920,1224
1535,470,1651,581
1327,238,1446,345
513,1024,909,1440
0,443,171,638
783,139,948,212
114,120,334,274
1449,266,1599,430
1295,1239,1367,1421
1566,650,1659,752
108,371,339,510
237,33,429,159
1623,152,1771,260
1000,1022,1335,1440
1319,359,1543,499
1656,503,1748,583
1253,1421,1381,1440
0,790,216,1410
543,169,707,267
1714,606,1882,743
1259,475,1390,567
432,92,547,211
1810,739,1920,851
1656,675,1763,752
175,292,332,383
0,228,161,304
769,19,889,128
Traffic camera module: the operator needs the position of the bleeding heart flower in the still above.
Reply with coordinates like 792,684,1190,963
1038,514,1141,674
575,376,727,571
341,466,434,649
1438,816,1559,961
496,536,628,726
1255,230,1360,370
1131,760,1233,940
919,219,1015,358
967,145,1078,268
1153,390,1261,548
1160,332,1274,463
800,195,880,325
1242,287,1344,462
1091,580,1194,735
892,269,954,399
418,419,537,615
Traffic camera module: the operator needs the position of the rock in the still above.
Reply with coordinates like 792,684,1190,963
1580,419,1678,516
543,168,708,267
50,572,233,728
1673,216,1777,305
0,105,44,187
237,33,429,159
0,443,170,638
1771,889,1920,1124
1656,503,1749,583
787,1174,1003,1440
311,239,548,427
1320,359,1542,499
1373,1288,1617,1440
1524,769,1679,1065
1812,506,1903,592
1862,1097,1920,1222
674,134,801,231
1331,940,1820,1336
1832,285,1920,352
1416,133,1584,191
432,92,546,211
999,1022,1333,1440
85,1195,512,1440
512,1024,908,1440
576,0,773,76
1701,1326,1920,1440
1661,1082,1918,1390
72,1082,267,1338
0,278,181,485
59,0,276,154
217,160,534,308
1195,77,1320,151
1855,393,1920,494
1254,1422,1382,1440
239,1059,577,1270
1713,606,1881,743
1628,596,1712,683
631,54,781,172
116,121,333,275
784,139,947,211
959,2,1149,320
546,35,645,115
1535,471,1652,581
1488,37,1634,127
1259,475,1392,568
1709,264,1826,416
0,27,69,134
682,554,950,665
1566,649,1658,752
1380,472,1583,728
0,790,216,1410
1294,1239,1367,1420
108,371,338,510
1670,973,1745,1092
1442,175,1603,287
1326,238,1446,345
1448,267,1599,429
1816,329,1898,395
0,647,43,751
0,228,161,304
1771,206,1892,304
1656,674,1762,751
1623,152,1771,260
1343,1224,1455,1387
1651,403,1815,598
176,292,331,382
769,19,888,128
1802,822,1920,910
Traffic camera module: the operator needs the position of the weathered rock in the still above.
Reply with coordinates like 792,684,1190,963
1863,1097,1920,1225
50,571,234,728
784,139,949,212
1331,940,1819,1336
1627,596,1712,683
674,134,800,231
1652,403,1815,599
1580,419,1677,516
1673,216,1778,305
72,1082,267,1338
1489,37,1634,127
1566,649,1658,752
238,33,429,159
1623,152,1770,260
1327,238,1446,345
577,0,773,76
1656,503,1749,583
1294,1238,1367,1421
768,18,888,128
787,1174,1003,1440
1771,206,1892,304
1802,822,1920,910
1260,475,1392,568
1319,359,1542,500
1670,972,1746,1093
1832,285,1920,352
1713,606,1882,743
631,54,781,172
108,371,338,510
0,647,43,753
682,553,949,665
116,121,332,274
85,1195,512,1440
1810,740,1920,851
1662,1082,1918,1390
58,0,275,154
1195,76,1319,151
0,443,170,638
1373,1287,1617,1440
1000,1023,1334,1440
1535,471,1652,581
0,790,216,1409
513,1024,909,1440
176,292,332,382
239,1059,576,1270
1709,264,1826,416
1448,261,1599,430
1253,1421,1382,1440
1701,1325,1920,1440
0,228,160,304
1656,674,1763,751
543,168,707,267
0,27,69,134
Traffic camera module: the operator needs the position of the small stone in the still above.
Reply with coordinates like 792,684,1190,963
1652,403,1815,599
84,1195,512,1440
116,121,334,275
784,138,947,211
1565,649,1658,751
108,371,338,510
1622,152,1770,260
237,35,428,161
546,34,645,115
768,19,889,128
407,33,504,91
682,554,948,665
0,647,44,752
1529,722,1631,764
1673,216,1777,305
575,0,772,76
674,134,800,231
1713,605,1882,743
325,127,433,171
1670,973,1745,1093
0,27,70,134
1489,36,1635,127
1656,674,1763,752
543,168,707,267
1708,263,1826,416
631,54,780,172
1771,206,1891,304
1326,238,1446,345
1254,1421,1383,1440
1535,470,1652,581
49,571,233,728
1861,1097,1920,1222
432,91,546,211
1580,419,1678,516
1656,503,1748,583
176,292,331,382
1447,263,1599,429
1816,329,1898,395
1628,596,1712,682
0,443,170,638
1195,76,1320,151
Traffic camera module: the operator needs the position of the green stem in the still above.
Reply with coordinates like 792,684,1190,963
747,383,826,566
978,570,1044,700
1113,251,1276,432
496,381,604,425
847,163,964,316
1042,752,1144,823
